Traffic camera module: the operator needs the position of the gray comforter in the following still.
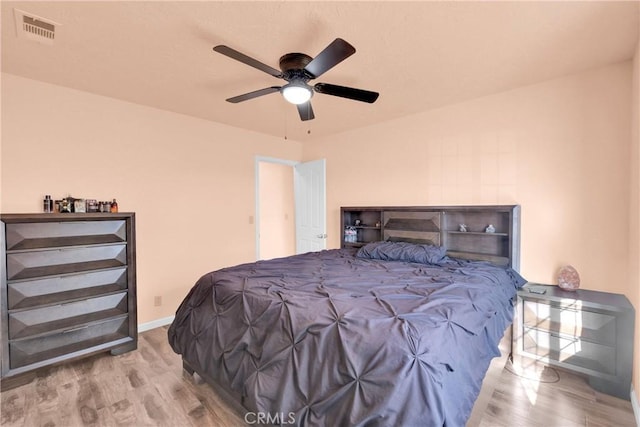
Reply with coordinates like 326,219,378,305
168,247,525,426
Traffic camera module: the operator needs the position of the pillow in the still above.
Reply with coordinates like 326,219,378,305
356,241,446,265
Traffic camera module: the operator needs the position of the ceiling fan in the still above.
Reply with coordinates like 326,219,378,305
213,38,379,121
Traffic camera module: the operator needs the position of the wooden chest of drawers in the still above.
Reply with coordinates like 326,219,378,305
1,213,137,389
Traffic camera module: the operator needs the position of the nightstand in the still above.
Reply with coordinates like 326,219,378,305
512,283,634,400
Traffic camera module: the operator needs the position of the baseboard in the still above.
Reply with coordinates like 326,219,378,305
138,315,175,333
631,385,640,427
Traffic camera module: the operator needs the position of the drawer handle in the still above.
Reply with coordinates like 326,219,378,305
63,325,90,334
61,299,87,306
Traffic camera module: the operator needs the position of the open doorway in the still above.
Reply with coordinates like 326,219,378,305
256,158,297,260
255,157,327,260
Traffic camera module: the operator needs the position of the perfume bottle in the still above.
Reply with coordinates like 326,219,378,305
110,198,118,213
43,195,52,213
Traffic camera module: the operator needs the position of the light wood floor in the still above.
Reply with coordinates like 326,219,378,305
1,326,636,427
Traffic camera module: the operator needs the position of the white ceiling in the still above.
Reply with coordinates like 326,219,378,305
2,1,638,141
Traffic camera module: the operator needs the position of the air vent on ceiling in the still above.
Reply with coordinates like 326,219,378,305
13,8,60,45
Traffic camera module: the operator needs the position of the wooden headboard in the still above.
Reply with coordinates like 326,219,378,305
341,205,521,270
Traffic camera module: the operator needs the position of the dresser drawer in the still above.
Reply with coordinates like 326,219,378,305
5,220,126,250
6,244,127,280
9,291,128,339
7,267,128,310
9,315,130,369
523,300,616,347
522,327,616,375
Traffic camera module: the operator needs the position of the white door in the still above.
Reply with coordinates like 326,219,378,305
294,159,326,254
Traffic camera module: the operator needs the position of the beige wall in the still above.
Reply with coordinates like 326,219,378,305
631,17,640,406
258,161,295,260
0,73,303,324
305,62,632,296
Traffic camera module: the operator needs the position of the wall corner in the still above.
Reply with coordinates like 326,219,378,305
632,384,640,426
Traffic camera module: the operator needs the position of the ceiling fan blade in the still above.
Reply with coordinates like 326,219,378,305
226,86,281,103
213,45,283,78
296,102,315,121
304,38,356,79
314,83,379,103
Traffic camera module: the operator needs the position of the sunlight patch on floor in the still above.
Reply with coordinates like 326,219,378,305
513,362,542,405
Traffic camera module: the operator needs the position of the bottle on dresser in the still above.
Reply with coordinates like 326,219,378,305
43,195,54,213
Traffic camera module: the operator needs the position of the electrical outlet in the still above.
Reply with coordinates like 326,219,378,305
154,296,162,307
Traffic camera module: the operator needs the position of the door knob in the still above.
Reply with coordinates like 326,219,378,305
316,233,327,239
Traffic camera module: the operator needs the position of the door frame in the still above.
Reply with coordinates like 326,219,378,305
254,156,298,260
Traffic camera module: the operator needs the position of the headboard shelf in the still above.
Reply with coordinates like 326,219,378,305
447,251,510,267
447,231,509,237
384,218,439,232
341,205,520,270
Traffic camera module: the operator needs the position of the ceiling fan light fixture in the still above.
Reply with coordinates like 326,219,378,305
282,83,312,105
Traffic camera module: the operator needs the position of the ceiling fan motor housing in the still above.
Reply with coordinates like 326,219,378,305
279,53,312,73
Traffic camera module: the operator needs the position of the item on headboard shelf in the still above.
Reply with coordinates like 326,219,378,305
459,224,467,232
485,224,495,233
557,265,580,291
345,226,357,243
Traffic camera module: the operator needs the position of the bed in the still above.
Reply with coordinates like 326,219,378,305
168,205,525,426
